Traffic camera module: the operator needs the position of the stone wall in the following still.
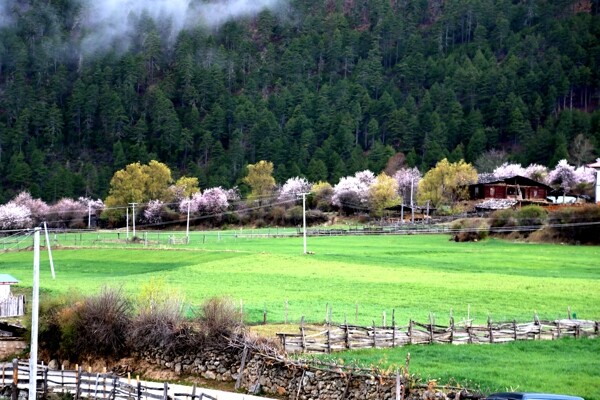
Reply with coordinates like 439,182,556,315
137,340,459,400
0,339,26,359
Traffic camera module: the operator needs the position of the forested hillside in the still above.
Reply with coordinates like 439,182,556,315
1,0,599,203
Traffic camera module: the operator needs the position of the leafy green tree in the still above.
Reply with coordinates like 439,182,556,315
368,172,400,216
418,159,478,207
243,160,276,204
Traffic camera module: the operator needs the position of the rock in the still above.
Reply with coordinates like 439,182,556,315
202,371,216,380
174,363,182,374
48,360,60,370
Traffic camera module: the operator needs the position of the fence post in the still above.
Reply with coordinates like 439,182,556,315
513,320,518,341
392,309,396,348
428,313,434,344
136,376,141,400
449,315,455,345
75,365,82,400
372,320,377,348
43,366,49,398
11,359,18,400
327,330,331,354
488,316,493,344
263,304,267,325
300,316,306,353
163,382,168,400
557,320,561,338
235,346,249,391
408,320,413,345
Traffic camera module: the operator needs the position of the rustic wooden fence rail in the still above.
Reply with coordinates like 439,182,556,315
0,360,217,400
277,317,600,354
0,295,25,318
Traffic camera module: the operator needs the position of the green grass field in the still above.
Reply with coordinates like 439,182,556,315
1,231,599,398
319,337,599,400
2,232,599,324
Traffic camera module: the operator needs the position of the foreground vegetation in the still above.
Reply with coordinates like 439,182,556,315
2,233,599,324
321,338,599,400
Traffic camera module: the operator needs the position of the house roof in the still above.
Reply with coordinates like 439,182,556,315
588,160,600,169
472,175,551,190
0,274,19,285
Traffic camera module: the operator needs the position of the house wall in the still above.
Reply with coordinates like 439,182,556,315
0,286,10,300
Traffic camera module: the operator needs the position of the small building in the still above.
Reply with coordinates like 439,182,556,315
588,160,600,204
0,274,19,300
0,274,24,318
469,175,551,201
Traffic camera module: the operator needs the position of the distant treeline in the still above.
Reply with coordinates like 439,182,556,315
1,0,599,203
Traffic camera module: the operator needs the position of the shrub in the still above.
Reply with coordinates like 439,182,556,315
551,205,600,244
128,300,184,354
516,205,547,227
489,209,516,228
74,287,132,359
196,297,243,344
450,218,489,242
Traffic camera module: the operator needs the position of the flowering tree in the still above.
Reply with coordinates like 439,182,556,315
311,181,334,210
418,159,477,207
143,200,164,225
0,203,32,229
393,167,422,203
546,159,577,193
523,164,548,182
492,163,526,180
11,192,49,225
198,187,229,215
278,177,311,203
48,198,88,227
332,170,374,212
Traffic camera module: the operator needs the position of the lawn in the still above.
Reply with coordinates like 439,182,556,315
1,231,599,398
1,232,598,325
321,337,600,400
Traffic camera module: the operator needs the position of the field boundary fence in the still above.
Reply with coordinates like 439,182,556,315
0,359,217,400
277,315,600,354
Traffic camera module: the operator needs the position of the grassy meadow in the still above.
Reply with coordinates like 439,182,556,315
1,231,599,324
1,231,599,398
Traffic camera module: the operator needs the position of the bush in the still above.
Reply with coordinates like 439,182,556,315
489,209,516,228
74,287,132,359
196,297,243,344
551,205,600,244
516,205,547,227
128,301,185,354
450,218,489,242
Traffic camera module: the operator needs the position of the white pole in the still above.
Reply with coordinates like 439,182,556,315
126,207,129,240
130,203,137,238
29,228,40,400
88,203,91,228
302,193,307,254
186,200,190,241
43,222,55,279
410,178,415,224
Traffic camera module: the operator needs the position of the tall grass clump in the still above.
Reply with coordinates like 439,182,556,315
489,209,516,229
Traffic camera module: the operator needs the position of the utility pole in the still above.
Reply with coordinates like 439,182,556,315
301,193,308,254
410,178,415,224
29,228,40,400
126,207,129,240
186,200,190,243
130,203,137,238
87,202,92,229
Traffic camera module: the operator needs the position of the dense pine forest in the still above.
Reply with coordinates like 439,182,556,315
1,0,599,203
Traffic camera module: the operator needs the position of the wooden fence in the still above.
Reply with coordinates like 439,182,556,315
0,295,25,318
277,317,600,354
0,360,216,400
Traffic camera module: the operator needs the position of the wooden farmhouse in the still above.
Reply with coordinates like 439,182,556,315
469,175,551,201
